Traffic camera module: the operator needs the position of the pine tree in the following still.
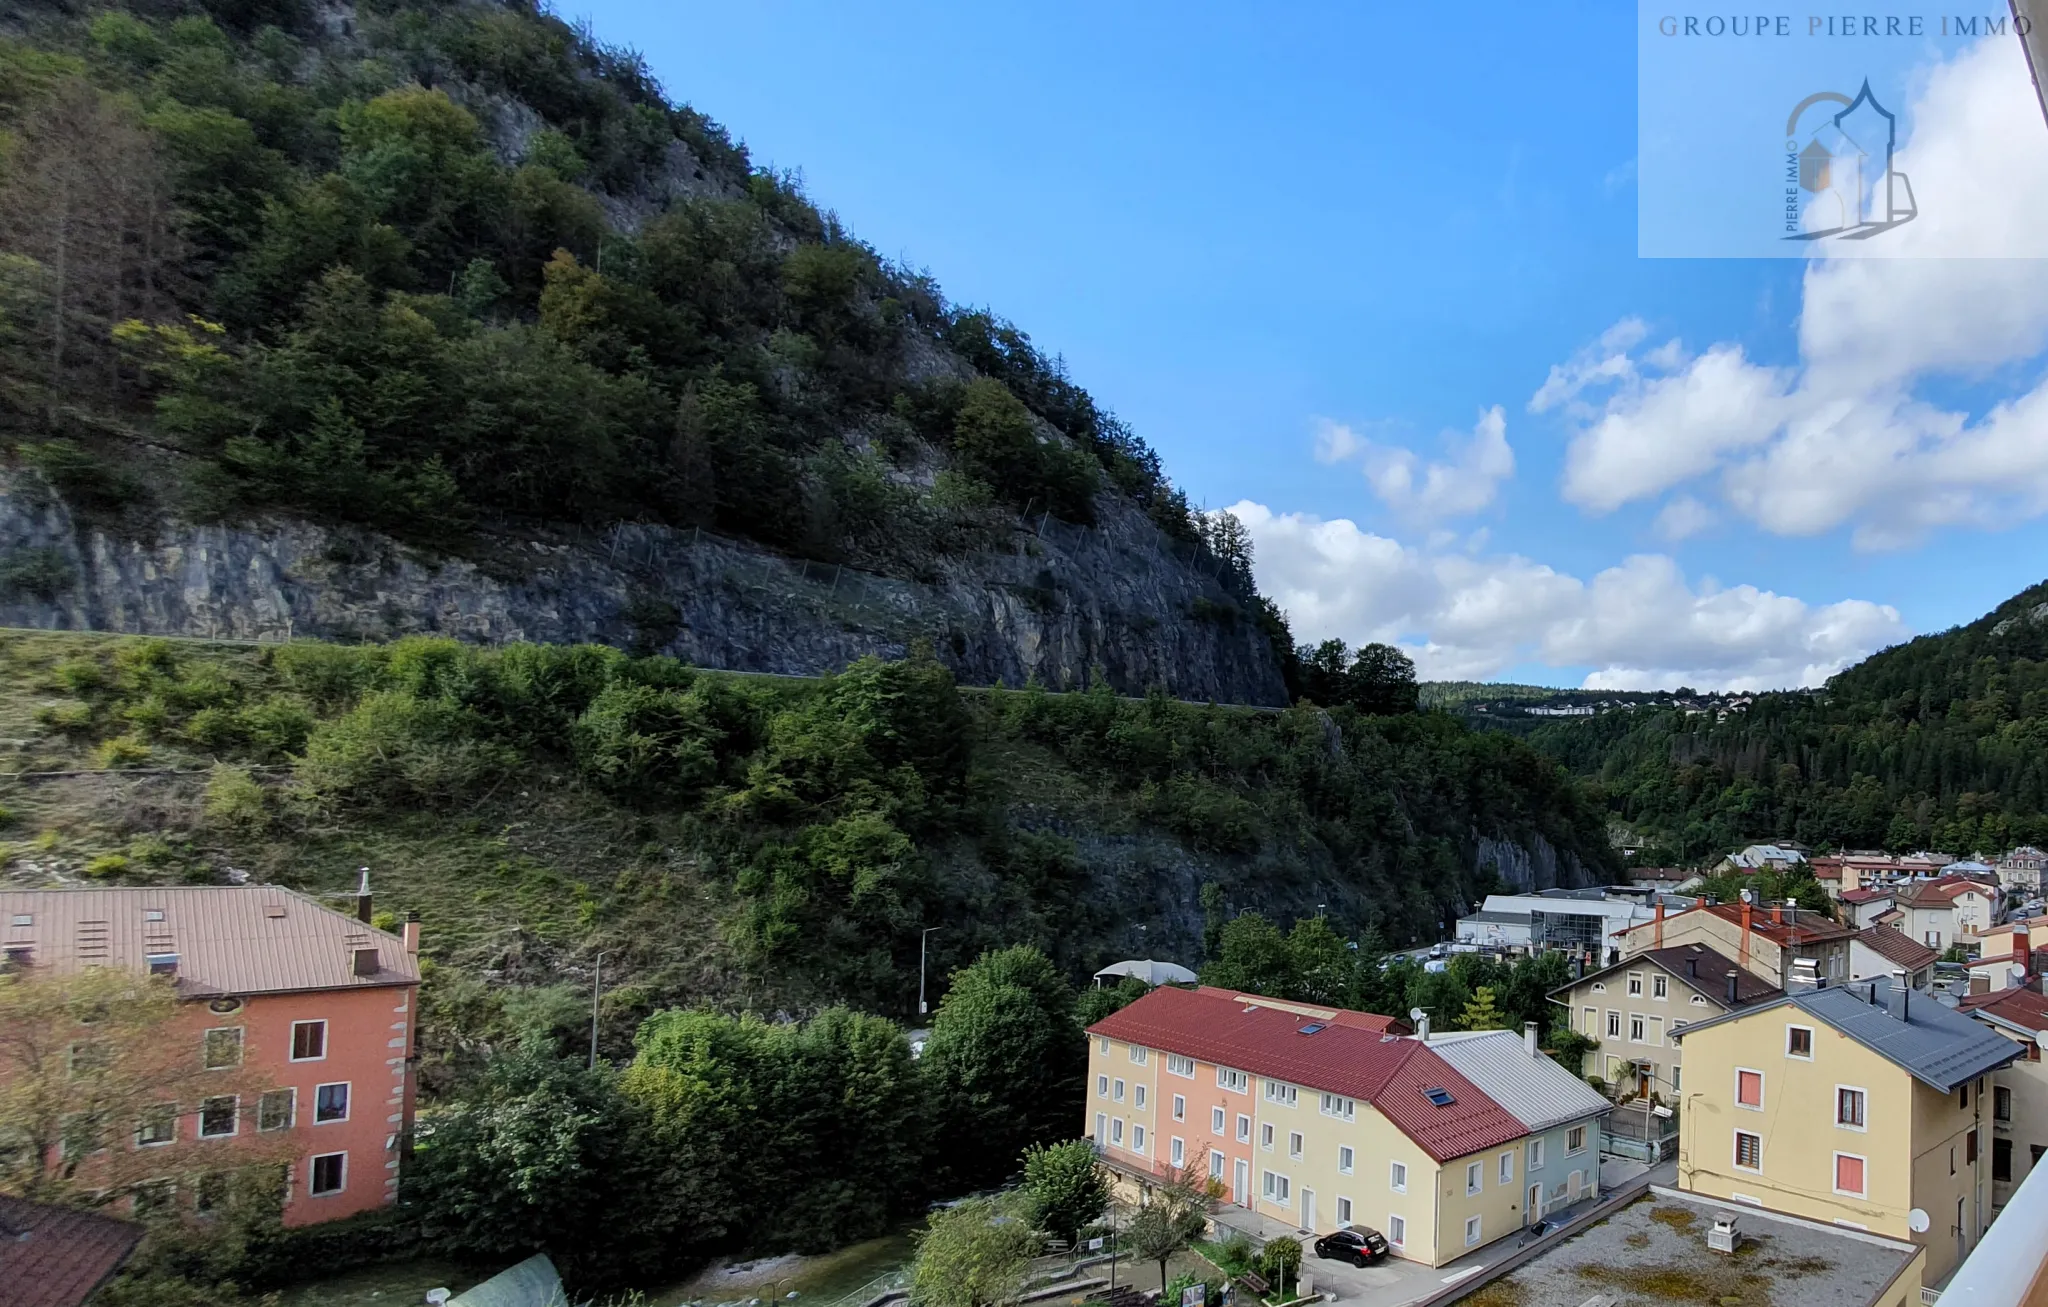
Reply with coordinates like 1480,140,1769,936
1459,985,1507,1031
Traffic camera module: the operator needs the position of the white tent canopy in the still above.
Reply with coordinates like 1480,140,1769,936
1093,958,1197,986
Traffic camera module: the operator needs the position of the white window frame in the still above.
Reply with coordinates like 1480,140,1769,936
1288,1131,1304,1160
1786,1025,1816,1061
308,1151,347,1197
198,1094,239,1140
1213,1106,1226,1133
1566,1125,1587,1154
1336,1195,1353,1225
289,1019,328,1063
1835,1084,1868,1132
1606,1010,1622,1038
1112,1118,1124,1145
1832,1150,1867,1198
1218,1067,1248,1093
1261,1122,1275,1151
1583,1006,1599,1036
1264,1080,1299,1108
1319,1093,1356,1121
1464,1214,1482,1247
1528,1137,1546,1170
1096,1112,1107,1143
1172,1093,1185,1121
1627,972,1644,997
1171,1136,1185,1167
134,1103,176,1148
1166,1053,1195,1078
202,1026,244,1071
1237,1113,1251,1143
1734,1129,1763,1173
1113,1078,1126,1102
1210,1149,1225,1179
1390,1160,1408,1193
1388,1214,1407,1248
1338,1145,1354,1174
1735,1067,1764,1112
1097,1074,1109,1098
1134,1085,1146,1109
1132,1125,1146,1155
1098,1038,1110,1056
258,1088,296,1133
1466,1160,1482,1195
1129,1046,1149,1064
313,1081,351,1125
1499,1150,1515,1184
1652,973,1669,1000
1629,1014,1645,1043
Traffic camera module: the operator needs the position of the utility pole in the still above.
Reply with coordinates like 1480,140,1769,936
920,927,943,1016
587,951,610,1070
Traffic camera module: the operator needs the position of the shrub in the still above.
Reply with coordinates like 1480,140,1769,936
203,763,268,832
570,681,720,800
0,805,14,829
90,735,152,769
54,659,106,693
83,852,131,879
0,547,74,601
34,699,94,732
297,689,512,804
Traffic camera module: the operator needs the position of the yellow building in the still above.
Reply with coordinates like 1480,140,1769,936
1672,976,2022,1287
1085,986,1608,1267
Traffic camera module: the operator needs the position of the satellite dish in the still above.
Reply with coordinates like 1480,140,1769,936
1740,888,1757,905
1908,1208,1930,1233
1409,1007,1427,1022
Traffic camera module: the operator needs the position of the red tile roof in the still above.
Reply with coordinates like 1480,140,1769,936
1193,986,1408,1034
1840,888,1894,904
1642,902,1855,946
1854,925,1940,972
1895,877,1994,908
0,1196,143,1307
1961,985,2048,1035
1087,986,1525,1162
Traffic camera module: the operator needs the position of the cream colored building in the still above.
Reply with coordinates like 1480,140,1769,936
1548,940,1781,1103
1617,899,1854,989
1673,980,2021,1286
1959,983,2048,1216
1085,986,1607,1266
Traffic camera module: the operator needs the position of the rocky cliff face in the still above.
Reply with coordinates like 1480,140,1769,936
0,475,1290,705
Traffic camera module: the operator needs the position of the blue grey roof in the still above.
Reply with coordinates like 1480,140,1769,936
1460,910,1533,926
1425,1030,1613,1132
1672,983,2022,1092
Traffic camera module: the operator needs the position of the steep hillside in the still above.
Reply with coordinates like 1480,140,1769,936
1528,580,2048,859
0,0,1287,702
0,630,1615,1069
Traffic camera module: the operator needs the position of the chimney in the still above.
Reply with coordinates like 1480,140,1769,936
1415,1013,1431,1041
402,910,421,956
352,945,380,977
1772,902,1784,925
2015,925,2031,973
1739,899,1752,970
1885,969,1911,1021
1524,1021,1539,1057
1655,900,1666,948
355,867,373,924
1726,970,1740,1006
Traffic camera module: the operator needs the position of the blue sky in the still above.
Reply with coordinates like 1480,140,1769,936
574,1,2048,687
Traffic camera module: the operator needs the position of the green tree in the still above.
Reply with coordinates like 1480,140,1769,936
1458,985,1507,1031
910,1197,1037,1307
1287,916,1353,1005
921,946,1083,1193
1076,976,1151,1027
1199,913,1295,997
1125,1162,1216,1292
1020,1140,1109,1247
1260,1237,1302,1298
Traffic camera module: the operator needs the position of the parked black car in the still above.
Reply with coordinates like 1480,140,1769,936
1313,1225,1391,1266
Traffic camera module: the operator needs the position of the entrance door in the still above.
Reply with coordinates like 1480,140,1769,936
1527,1183,1542,1226
1567,1170,1583,1203
1302,1188,1317,1233
1233,1158,1249,1207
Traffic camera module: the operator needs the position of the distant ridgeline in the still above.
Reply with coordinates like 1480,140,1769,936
1520,581,2048,862
0,0,1297,700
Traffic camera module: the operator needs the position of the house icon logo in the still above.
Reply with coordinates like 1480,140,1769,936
1782,81,1918,242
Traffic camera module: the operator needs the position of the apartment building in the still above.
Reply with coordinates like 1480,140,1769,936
1421,1027,1611,1222
1893,878,1998,952
0,886,421,1226
1671,977,2022,1285
1086,986,1598,1266
1839,889,1897,928
1616,898,1854,989
1851,927,1939,990
1549,942,1781,1103
1959,982,2048,1216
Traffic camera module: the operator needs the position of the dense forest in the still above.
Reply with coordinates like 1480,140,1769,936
1528,580,2048,860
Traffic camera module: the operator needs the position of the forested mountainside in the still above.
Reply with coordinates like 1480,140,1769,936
0,630,1616,1037
0,0,1288,701
1528,580,2048,861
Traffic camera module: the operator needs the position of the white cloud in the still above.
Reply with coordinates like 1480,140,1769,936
1315,407,1516,519
1653,495,1716,542
1227,500,1904,689
1541,36,2048,548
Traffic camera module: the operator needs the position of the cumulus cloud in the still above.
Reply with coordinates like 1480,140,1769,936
1314,407,1515,519
1227,500,1904,689
1652,495,1717,542
1542,36,2048,548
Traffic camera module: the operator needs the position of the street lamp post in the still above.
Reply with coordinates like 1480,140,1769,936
920,927,943,1016
587,950,610,1070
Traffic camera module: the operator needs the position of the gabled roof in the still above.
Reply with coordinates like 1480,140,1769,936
1672,983,2023,1092
1627,902,1854,947
1854,925,1940,972
1895,876,1994,908
1192,986,1407,1033
1961,985,2048,1036
1840,888,1894,904
1088,986,1525,1161
0,887,420,997
0,1196,144,1307
1553,943,1781,1008
1424,1030,1612,1133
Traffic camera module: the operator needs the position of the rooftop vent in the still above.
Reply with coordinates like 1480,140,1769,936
143,909,164,922
1297,1023,1326,1035
351,946,380,977
263,903,286,919
1707,1215,1741,1254
1423,1086,1456,1107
